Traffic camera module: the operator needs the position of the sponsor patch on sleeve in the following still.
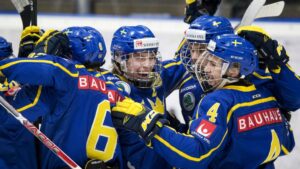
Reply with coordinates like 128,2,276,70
195,119,216,138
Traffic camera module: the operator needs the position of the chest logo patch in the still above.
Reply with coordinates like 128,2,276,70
183,92,195,111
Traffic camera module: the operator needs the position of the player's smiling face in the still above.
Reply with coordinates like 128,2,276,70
126,51,156,80
195,51,225,92
202,55,223,86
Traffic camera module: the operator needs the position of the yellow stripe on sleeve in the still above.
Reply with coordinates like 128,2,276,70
0,60,79,77
252,72,272,80
226,97,276,123
179,76,193,89
154,129,228,162
281,145,290,155
164,61,182,69
17,85,43,112
286,64,300,80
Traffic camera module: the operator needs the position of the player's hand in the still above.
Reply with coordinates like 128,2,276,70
184,0,221,24
18,26,43,58
237,26,289,70
30,29,71,59
112,98,169,144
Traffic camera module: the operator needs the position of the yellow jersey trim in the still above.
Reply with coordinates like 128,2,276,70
164,61,182,69
226,96,276,123
176,38,187,52
281,145,290,155
17,85,43,112
165,126,194,138
179,76,193,89
154,129,228,162
223,84,256,92
106,81,114,85
252,72,272,80
75,64,85,68
270,67,281,74
286,64,300,80
101,70,110,75
0,60,79,77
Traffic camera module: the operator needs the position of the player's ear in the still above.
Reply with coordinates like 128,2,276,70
226,63,240,78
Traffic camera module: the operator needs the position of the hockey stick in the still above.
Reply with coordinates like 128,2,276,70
0,96,82,169
236,0,266,29
256,1,285,19
10,0,37,28
10,0,31,29
235,0,285,30
31,0,37,26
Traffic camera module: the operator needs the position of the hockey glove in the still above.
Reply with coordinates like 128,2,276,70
0,80,21,96
18,26,43,58
30,29,71,59
112,98,169,144
237,26,289,70
184,0,221,24
84,159,119,169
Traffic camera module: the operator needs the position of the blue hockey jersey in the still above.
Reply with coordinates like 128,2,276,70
0,55,124,169
152,82,295,169
107,57,187,169
179,63,300,125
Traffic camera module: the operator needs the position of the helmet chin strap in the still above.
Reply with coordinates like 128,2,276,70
216,78,239,90
216,62,240,89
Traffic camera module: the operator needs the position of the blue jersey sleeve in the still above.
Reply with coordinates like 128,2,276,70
250,63,300,111
0,55,78,92
161,57,187,96
152,91,230,169
269,64,300,111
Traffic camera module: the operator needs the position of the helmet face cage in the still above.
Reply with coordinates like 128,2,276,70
195,50,236,92
116,50,162,88
180,41,208,75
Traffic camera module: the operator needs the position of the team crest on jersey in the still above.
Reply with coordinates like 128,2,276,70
115,81,131,95
196,119,216,139
183,92,195,111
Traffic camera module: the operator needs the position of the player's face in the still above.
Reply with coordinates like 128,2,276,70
189,42,207,65
202,55,223,86
195,51,224,92
181,42,207,74
126,51,157,80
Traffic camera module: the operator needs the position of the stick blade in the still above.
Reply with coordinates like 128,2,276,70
256,1,285,18
10,0,30,13
239,0,266,26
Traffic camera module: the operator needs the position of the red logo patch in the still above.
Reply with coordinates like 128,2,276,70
237,108,283,133
196,119,216,138
136,40,143,47
78,75,107,93
107,90,124,104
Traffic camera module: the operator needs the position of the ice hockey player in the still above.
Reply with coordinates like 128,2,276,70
111,34,295,169
0,29,124,169
178,15,300,131
109,25,187,169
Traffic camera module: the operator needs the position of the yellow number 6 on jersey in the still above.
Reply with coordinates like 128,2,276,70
87,100,118,162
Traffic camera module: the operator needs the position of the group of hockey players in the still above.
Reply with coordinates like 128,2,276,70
0,0,299,168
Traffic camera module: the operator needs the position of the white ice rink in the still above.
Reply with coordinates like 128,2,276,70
0,14,299,168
